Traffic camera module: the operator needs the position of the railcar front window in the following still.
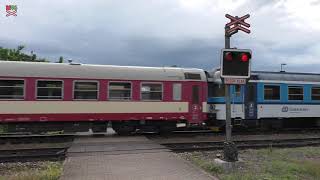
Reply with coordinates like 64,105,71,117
37,80,62,99
208,83,225,97
74,81,98,100
109,82,131,100
0,80,24,99
264,85,280,100
312,87,320,100
141,83,162,101
288,86,304,100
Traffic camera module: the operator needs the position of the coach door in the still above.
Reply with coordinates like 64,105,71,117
189,84,202,123
244,83,257,119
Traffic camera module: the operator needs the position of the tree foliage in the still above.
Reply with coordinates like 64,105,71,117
0,45,64,63
57,56,64,63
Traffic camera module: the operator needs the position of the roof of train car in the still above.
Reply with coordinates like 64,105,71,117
0,61,206,81
251,71,320,82
208,69,320,83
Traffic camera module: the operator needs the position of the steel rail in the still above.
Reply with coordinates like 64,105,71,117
162,137,320,152
0,148,68,162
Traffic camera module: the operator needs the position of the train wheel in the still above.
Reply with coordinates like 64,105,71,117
158,122,176,135
317,119,320,127
112,122,136,136
114,125,136,136
91,122,107,134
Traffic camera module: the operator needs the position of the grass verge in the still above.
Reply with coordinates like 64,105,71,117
0,161,63,180
179,146,320,180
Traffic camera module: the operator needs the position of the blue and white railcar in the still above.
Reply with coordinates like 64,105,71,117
207,69,320,128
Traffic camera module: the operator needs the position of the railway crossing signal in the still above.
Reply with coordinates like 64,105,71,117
222,14,251,162
225,14,250,36
221,49,252,79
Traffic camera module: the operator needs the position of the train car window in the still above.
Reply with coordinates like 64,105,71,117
192,85,199,104
288,86,304,100
37,80,63,99
0,80,24,99
208,83,225,97
141,83,162,101
109,82,131,100
74,81,98,100
173,83,181,101
184,73,201,80
312,87,320,100
264,85,280,100
235,85,241,97
247,84,255,101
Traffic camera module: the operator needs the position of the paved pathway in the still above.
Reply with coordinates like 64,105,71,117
60,134,216,180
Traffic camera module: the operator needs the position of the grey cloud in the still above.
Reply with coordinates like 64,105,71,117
310,0,320,6
0,0,319,73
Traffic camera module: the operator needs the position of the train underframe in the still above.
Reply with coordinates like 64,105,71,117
2,116,320,135
0,119,192,135
208,114,320,130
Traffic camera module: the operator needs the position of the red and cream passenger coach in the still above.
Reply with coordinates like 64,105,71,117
0,61,208,135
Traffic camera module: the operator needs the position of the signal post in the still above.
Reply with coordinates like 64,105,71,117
222,14,252,162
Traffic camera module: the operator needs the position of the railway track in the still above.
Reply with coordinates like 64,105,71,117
0,134,75,144
0,148,68,162
144,127,320,137
0,134,74,162
162,137,320,152
1,130,320,162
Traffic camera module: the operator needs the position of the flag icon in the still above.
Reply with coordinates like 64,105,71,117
6,5,17,17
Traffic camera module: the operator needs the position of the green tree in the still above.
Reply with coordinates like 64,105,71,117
58,56,64,63
0,45,52,62
31,52,37,61
0,47,9,60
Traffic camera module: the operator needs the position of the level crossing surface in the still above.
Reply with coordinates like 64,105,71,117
60,130,216,180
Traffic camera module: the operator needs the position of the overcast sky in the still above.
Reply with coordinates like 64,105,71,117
1,0,320,72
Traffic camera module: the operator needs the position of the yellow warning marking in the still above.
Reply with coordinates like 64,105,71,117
209,127,221,132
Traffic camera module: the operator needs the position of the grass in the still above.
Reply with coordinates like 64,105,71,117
0,161,63,180
179,146,320,180
0,124,8,134
188,153,223,175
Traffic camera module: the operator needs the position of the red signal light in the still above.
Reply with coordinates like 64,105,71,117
225,52,233,61
241,53,249,62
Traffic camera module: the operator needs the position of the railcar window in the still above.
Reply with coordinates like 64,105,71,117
141,83,162,100
247,84,256,101
109,82,131,100
0,80,24,99
208,83,225,97
312,87,320,100
184,73,201,80
264,85,280,100
288,86,304,100
173,83,182,101
37,80,62,99
74,81,98,100
235,85,241,97
192,85,200,104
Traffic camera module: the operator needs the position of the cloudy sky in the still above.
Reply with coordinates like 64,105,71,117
1,0,320,72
